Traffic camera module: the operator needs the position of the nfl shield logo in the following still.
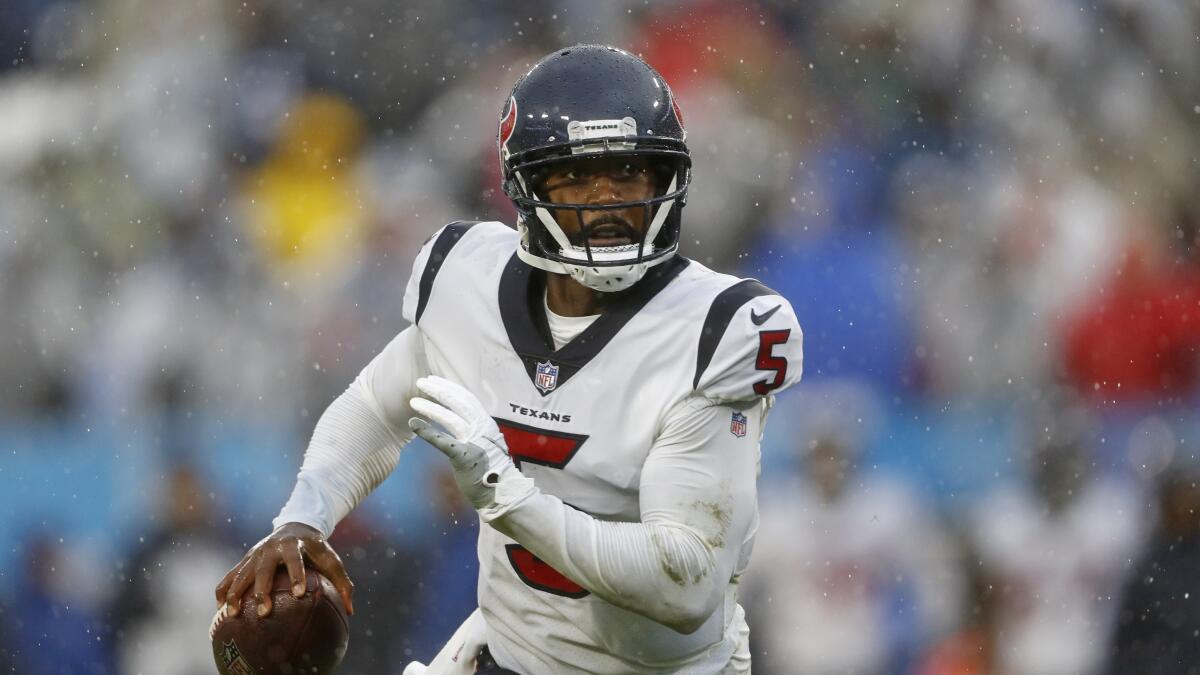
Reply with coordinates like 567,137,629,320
220,641,254,675
730,411,748,438
535,360,560,393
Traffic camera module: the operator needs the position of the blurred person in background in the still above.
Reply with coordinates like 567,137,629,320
1107,460,1200,674
8,533,113,674
110,465,240,675
913,542,1000,675
239,92,370,295
1063,207,1200,406
897,154,1128,399
746,384,960,675
969,392,1144,675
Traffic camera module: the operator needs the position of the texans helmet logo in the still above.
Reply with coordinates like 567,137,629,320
498,96,518,162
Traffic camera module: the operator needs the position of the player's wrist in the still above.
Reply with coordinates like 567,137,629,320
478,465,536,523
274,521,322,538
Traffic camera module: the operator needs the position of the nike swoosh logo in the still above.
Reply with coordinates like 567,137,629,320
750,304,781,325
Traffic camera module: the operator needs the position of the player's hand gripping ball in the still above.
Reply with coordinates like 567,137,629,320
210,566,349,674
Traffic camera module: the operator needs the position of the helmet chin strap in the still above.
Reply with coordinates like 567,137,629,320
569,263,642,292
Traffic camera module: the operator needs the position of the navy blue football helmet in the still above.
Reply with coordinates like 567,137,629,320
498,45,691,292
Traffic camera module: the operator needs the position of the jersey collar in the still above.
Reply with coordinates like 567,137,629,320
498,253,689,396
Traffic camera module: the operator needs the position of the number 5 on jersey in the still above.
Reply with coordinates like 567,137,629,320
494,419,591,598
753,329,791,395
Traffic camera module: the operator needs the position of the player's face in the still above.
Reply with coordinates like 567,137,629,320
540,156,658,248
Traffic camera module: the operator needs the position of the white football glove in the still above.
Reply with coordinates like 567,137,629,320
409,376,534,520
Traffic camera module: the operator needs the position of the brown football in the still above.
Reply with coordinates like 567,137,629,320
210,566,349,675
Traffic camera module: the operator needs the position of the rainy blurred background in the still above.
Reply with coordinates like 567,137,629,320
2,0,1199,673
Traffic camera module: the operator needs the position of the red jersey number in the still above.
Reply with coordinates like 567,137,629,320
752,329,791,395
494,419,589,598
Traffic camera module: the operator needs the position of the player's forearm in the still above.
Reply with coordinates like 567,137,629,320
489,494,726,634
273,379,412,537
275,327,426,537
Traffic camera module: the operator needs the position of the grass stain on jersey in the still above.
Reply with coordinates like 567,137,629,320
692,495,733,550
651,526,710,587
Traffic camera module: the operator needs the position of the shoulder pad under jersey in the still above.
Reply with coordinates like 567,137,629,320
402,221,515,324
692,279,803,403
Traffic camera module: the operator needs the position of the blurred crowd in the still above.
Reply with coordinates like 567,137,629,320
2,0,1199,673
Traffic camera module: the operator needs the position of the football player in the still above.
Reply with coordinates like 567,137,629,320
969,399,1143,675
215,45,803,674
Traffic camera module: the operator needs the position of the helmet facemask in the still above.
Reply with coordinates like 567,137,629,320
505,144,691,292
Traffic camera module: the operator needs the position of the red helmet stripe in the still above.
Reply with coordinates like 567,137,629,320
499,96,518,152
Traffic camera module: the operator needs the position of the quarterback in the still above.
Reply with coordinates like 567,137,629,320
216,45,803,674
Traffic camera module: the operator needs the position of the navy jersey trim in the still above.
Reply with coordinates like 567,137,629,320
414,221,479,324
499,255,690,396
693,279,779,389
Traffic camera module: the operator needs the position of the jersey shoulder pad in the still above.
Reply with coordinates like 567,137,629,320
692,278,803,403
402,221,514,324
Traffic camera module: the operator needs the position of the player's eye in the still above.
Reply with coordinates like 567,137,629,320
619,163,639,177
546,168,580,188
551,168,581,184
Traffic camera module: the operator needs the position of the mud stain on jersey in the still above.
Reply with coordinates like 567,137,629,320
660,558,689,586
692,496,733,549
652,526,710,587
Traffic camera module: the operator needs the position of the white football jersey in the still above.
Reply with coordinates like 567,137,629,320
970,480,1143,675
399,221,803,673
748,477,958,675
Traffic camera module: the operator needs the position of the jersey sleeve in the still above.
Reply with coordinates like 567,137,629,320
273,325,430,537
693,280,803,403
401,221,479,325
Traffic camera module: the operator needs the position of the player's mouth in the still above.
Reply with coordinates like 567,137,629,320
580,218,638,248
